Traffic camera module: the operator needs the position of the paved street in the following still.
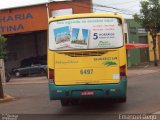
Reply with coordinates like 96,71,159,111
0,66,160,119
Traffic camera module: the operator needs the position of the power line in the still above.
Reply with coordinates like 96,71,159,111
93,3,136,15
125,3,140,10
106,0,139,6
77,0,139,14
51,0,135,16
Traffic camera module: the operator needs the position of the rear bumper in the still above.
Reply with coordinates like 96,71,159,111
48,79,127,100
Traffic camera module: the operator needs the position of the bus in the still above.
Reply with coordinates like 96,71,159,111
48,13,127,106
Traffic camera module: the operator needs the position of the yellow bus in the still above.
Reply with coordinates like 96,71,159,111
48,13,127,106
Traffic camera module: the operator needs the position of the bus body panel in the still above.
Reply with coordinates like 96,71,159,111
55,68,120,85
48,13,127,102
54,50,119,69
48,79,127,100
54,49,120,85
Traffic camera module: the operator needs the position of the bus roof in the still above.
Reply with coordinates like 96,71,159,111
49,13,123,23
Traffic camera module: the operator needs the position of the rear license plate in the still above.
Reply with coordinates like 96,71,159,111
81,91,94,96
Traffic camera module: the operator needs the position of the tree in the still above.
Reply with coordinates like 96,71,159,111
134,0,160,66
0,36,7,59
0,36,7,98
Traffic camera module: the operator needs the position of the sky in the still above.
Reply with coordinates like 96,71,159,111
93,0,141,18
0,0,141,18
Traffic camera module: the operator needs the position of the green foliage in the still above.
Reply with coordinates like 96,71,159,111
134,0,160,66
0,36,7,59
134,0,160,36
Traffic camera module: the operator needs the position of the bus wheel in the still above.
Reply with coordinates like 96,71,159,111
71,100,78,105
40,69,46,74
60,100,69,106
118,97,126,103
15,71,20,77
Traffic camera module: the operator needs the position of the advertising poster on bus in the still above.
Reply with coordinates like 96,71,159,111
53,26,70,49
49,18,123,50
70,27,89,49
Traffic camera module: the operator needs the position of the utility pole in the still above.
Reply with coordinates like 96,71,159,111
0,74,4,98
0,34,4,98
0,35,6,99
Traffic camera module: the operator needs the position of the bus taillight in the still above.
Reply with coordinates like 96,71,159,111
120,65,126,78
49,68,54,82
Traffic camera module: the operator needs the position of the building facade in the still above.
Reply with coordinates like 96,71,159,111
0,0,92,71
125,19,149,67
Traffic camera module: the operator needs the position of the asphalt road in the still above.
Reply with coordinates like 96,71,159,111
0,67,160,120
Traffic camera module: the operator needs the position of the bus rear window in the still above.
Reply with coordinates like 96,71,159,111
49,18,123,50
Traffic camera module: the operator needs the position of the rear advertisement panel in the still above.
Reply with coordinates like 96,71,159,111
49,18,123,50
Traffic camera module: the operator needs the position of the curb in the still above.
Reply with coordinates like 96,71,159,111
0,95,15,103
128,69,160,78
153,111,160,114
4,81,47,85
3,76,48,85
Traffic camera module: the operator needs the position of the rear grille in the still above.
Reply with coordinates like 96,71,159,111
57,51,107,57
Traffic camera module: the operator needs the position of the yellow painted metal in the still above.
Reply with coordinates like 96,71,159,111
148,32,159,61
48,13,127,85
49,13,123,23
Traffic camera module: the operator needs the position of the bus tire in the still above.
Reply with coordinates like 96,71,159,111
5,72,11,82
71,100,78,105
40,69,46,74
60,100,69,106
15,71,20,77
118,97,127,103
